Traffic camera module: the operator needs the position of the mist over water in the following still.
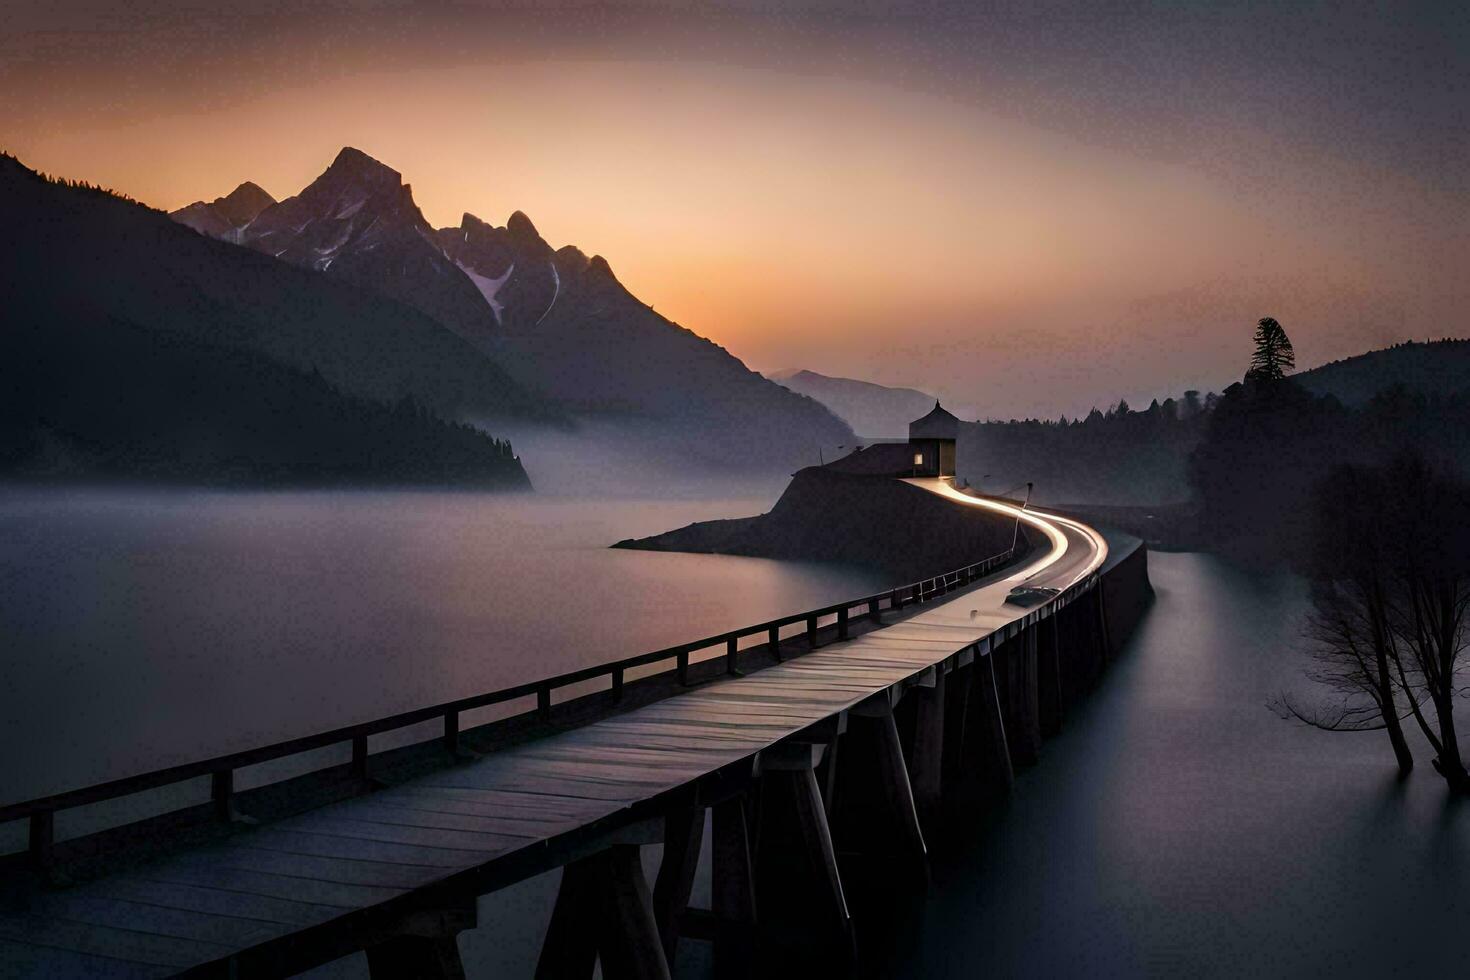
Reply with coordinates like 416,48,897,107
0,487,884,806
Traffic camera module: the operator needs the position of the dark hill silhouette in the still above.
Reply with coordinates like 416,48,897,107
768,370,938,438
1296,339,1470,405
1,296,531,488
0,153,542,486
174,147,855,473
2,153,549,422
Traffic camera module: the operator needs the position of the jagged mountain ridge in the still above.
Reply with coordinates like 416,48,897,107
172,147,855,470
4,153,549,422
175,149,499,344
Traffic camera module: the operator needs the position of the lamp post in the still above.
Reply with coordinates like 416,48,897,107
1010,482,1033,554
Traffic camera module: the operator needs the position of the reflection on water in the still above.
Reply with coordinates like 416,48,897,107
870,551,1467,978
0,488,887,804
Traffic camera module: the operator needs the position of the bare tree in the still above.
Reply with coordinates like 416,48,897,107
1273,464,1414,774
1382,456,1470,792
1280,456,1470,792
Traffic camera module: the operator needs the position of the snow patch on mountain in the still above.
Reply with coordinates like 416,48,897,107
457,260,515,323
536,261,560,326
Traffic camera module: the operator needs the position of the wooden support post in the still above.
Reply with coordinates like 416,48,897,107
443,712,460,756
891,588,903,611
612,667,625,702
652,807,704,966
1037,615,1064,736
725,636,740,675
806,615,818,649
677,650,690,686
352,734,370,782
837,607,849,641
537,686,552,721
942,663,973,791
1083,591,1105,685
538,846,671,980
29,811,53,874
835,701,927,864
600,845,672,980
537,860,599,980
1012,628,1041,767
768,625,782,662
867,598,881,624
711,797,757,977
909,670,947,832
755,742,853,963
211,769,234,822
367,902,477,980
971,651,1015,792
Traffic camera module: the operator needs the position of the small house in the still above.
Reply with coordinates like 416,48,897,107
908,401,959,478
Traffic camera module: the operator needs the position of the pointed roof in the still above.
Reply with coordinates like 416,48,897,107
909,400,960,440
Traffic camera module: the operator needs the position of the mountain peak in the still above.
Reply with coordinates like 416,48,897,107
323,146,401,188
587,254,618,283
215,181,275,227
506,210,541,242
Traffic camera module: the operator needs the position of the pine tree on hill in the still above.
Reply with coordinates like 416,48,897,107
1247,316,1296,383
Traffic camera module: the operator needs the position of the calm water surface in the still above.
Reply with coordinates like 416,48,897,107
4,497,1464,977
871,550,1467,978
0,488,888,806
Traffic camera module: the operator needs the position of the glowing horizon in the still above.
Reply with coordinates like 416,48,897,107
5,2,1465,419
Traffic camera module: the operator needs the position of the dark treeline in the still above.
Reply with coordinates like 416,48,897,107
957,392,1215,505
960,325,1470,560
1,307,531,489
1189,380,1470,556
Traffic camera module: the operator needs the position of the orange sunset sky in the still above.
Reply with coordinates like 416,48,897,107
4,2,1466,418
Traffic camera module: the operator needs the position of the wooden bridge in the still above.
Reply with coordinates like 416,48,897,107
0,480,1151,978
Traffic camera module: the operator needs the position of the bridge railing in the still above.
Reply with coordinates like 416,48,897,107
2,543,1020,870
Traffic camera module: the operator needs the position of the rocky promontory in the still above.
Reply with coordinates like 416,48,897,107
614,467,1029,581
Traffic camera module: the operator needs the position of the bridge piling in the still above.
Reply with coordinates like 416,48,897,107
753,741,854,965
969,649,1015,792
1012,626,1042,766
652,806,705,965
834,697,927,868
710,796,758,975
1037,614,1064,737
908,668,947,834
366,901,477,980
537,844,670,980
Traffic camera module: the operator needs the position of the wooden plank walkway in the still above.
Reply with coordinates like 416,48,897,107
0,485,1108,978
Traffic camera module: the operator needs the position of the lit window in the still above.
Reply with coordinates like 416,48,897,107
913,453,924,466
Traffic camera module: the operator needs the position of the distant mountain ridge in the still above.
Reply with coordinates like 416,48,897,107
172,181,275,242
171,147,854,471
1296,339,1470,405
769,369,939,438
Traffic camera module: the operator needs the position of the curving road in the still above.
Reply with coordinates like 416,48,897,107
902,477,1108,628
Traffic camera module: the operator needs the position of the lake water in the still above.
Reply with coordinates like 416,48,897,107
4,496,1465,977
865,550,1468,978
0,488,887,810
